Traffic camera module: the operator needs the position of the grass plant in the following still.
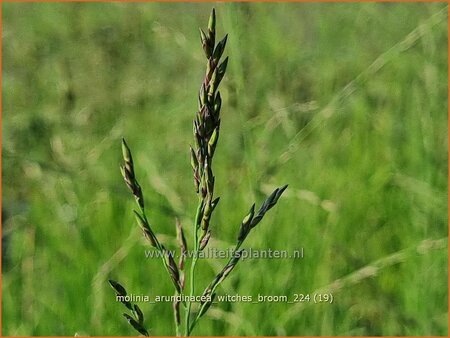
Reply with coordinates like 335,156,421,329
109,9,287,336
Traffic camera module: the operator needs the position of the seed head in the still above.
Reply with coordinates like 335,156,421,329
207,128,219,157
212,34,228,64
109,279,132,310
109,279,127,297
123,313,149,336
176,219,187,270
251,184,288,228
199,293,216,318
199,230,211,251
133,304,144,326
207,8,216,45
238,204,255,242
121,139,145,209
134,211,157,247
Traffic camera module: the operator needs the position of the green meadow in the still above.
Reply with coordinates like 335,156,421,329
2,2,448,336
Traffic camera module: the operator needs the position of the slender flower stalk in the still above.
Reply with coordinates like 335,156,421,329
116,138,186,336
174,218,188,336
185,8,227,335
188,185,288,334
109,8,288,336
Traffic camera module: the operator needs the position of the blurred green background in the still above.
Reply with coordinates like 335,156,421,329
2,1,448,336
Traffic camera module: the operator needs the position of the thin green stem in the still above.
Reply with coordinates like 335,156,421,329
174,306,181,337
185,198,203,336
188,242,241,335
186,251,198,335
